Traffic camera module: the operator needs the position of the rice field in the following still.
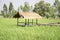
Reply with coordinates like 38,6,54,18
0,18,60,40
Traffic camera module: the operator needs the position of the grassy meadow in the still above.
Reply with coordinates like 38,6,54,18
0,18,60,40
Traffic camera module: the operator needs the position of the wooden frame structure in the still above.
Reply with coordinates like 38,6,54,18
13,12,42,26
17,18,38,26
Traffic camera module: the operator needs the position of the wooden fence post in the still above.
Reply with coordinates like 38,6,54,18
28,19,29,26
25,19,27,25
36,19,38,24
32,19,33,25
17,18,19,26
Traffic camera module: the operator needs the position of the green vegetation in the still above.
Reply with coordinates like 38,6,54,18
1,2,17,18
0,18,60,40
33,0,60,18
0,0,60,40
1,0,60,18
33,0,55,18
2,3,7,17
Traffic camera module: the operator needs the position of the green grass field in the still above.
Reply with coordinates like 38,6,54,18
0,18,60,40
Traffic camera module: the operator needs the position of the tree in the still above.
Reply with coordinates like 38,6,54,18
49,6,56,18
3,3,7,17
33,0,50,18
23,2,30,12
9,2,13,13
9,2,13,17
18,5,23,12
18,2,33,12
3,3,7,13
54,0,60,18
33,1,44,16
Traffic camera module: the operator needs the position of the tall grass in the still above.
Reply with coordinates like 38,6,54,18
0,18,60,40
